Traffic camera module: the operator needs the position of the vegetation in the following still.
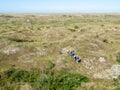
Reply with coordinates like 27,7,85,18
9,38,34,42
113,75,120,90
74,25,79,29
0,14,120,90
68,28,76,32
116,52,120,63
0,67,89,90
103,39,108,43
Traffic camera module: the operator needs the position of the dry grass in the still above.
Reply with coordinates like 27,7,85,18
0,13,120,89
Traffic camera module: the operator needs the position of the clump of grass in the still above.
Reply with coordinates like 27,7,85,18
74,25,79,29
103,39,108,43
68,28,76,32
116,52,120,63
46,61,55,73
113,75,120,90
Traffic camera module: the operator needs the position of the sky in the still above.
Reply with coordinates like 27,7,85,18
0,0,120,13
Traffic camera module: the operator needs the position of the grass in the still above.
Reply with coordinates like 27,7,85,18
8,37,34,42
116,52,120,63
0,67,89,90
103,39,108,43
68,28,76,32
74,25,79,29
113,75,120,90
0,13,120,90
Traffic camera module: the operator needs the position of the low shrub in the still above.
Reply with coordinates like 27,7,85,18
0,67,89,90
46,71,89,90
113,75,120,90
116,52,120,63
103,39,108,43
74,26,79,29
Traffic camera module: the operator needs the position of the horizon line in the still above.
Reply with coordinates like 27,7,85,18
0,12,120,14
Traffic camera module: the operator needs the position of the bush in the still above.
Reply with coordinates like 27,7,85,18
46,71,89,90
4,69,39,83
0,68,89,90
116,52,120,63
113,75,120,90
74,26,79,29
103,39,108,43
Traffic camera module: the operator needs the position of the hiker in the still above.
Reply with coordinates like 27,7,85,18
73,55,81,63
67,50,75,56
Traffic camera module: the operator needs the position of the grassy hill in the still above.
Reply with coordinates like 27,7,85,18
0,14,120,90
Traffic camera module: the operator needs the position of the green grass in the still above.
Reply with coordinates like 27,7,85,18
116,52,120,63
113,75,120,90
0,67,89,90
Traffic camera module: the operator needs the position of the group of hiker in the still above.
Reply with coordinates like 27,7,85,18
67,50,81,63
